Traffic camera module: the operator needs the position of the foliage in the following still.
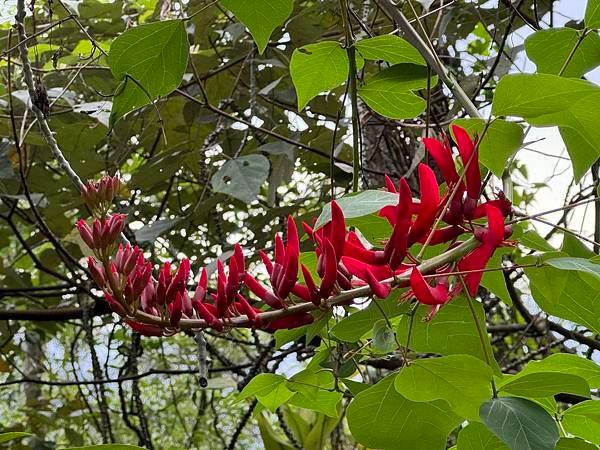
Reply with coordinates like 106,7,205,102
0,0,599,449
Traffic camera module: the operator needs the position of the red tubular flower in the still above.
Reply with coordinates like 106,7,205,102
243,273,284,309
77,220,95,249
104,293,127,316
235,294,261,326
329,201,346,261
472,191,512,219
319,238,338,298
81,174,121,212
169,292,183,327
114,244,143,275
300,264,321,306
193,301,224,331
77,215,126,252
423,136,460,186
408,164,441,246
264,313,314,331
344,232,387,265
384,177,412,269
418,225,463,245
458,205,506,296
125,320,164,337
452,125,481,219
87,256,106,287
409,268,450,306
364,268,391,299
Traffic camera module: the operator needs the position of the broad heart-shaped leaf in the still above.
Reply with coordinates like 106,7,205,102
358,64,434,119
331,292,408,342
480,397,559,450
286,370,342,417
492,74,600,181
396,296,499,372
290,41,349,110
220,0,292,54
238,373,294,412
108,20,188,124
497,372,590,399
586,0,600,28
546,257,600,277
211,155,270,203
394,355,493,420
452,119,524,177
525,264,600,334
457,422,508,450
562,400,600,445
355,35,425,65
555,437,599,450
346,375,462,450
0,432,31,444
515,353,600,389
525,28,600,78
314,190,398,229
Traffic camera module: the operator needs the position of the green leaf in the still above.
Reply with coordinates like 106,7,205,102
562,233,597,258
480,252,512,306
346,214,392,246
519,227,556,252
134,218,181,243
108,20,189,124
211,155,270,203
525,28,600,78
492,74,600,181
355,35,425,65
0,432,31,444
546,257,600,277
358,64,434,119
457,422,508,450
525,264,600,334
556,437,600,450
498,372,590,398
396,297,498,370
562,400,600,445
290,41,349,110
331,293,408,342
394,355,493,420
256,413,295,450
372,319,396,352
287,370,342,417
314,190,398,229
238,374,294,412
480,397,559,450
452,119,524,177
220,0,293,54
346,375,462,450
586,0,600,28
515,353,600,389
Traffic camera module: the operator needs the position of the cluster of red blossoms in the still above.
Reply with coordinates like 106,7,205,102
77,126,513,336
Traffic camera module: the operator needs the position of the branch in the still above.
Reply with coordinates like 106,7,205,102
14,0,84,191
376,0,482,119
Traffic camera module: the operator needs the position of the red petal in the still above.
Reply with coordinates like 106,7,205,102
319,238,337,298
365,268,391,299
330,200,346,260
408,164,441,245
423,137,459,185
452,125,481,201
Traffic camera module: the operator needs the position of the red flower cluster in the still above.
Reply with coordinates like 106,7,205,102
81,174,121,214
78,125,513,335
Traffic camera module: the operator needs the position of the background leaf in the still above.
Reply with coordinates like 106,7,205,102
562,400,600,445
355,35,425,65
211,155,270,203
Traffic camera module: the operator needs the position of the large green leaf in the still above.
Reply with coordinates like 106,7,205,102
290,41,349,110
238,373,294,412
480,397,559,450
452,119,524,177
394,354,493,420
492,74,600,181
498,372,590,398
211,155,270,203
562,400,600,445
0,433,31,444
346,375,462,450
545,257,600,277
457,422,508,450
346,214,392,246
355,35,425,65
525,28,600,78
556,437,599,450
480,252,512,305
287,370,342,417
314,190,398,229
586,0,600,28
64,446,146,450
525,264,600,334
331,293,408,342
108,20,189,124
396,297,497,370
514,353,600,388
358,64,433,119
220,0,293,54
